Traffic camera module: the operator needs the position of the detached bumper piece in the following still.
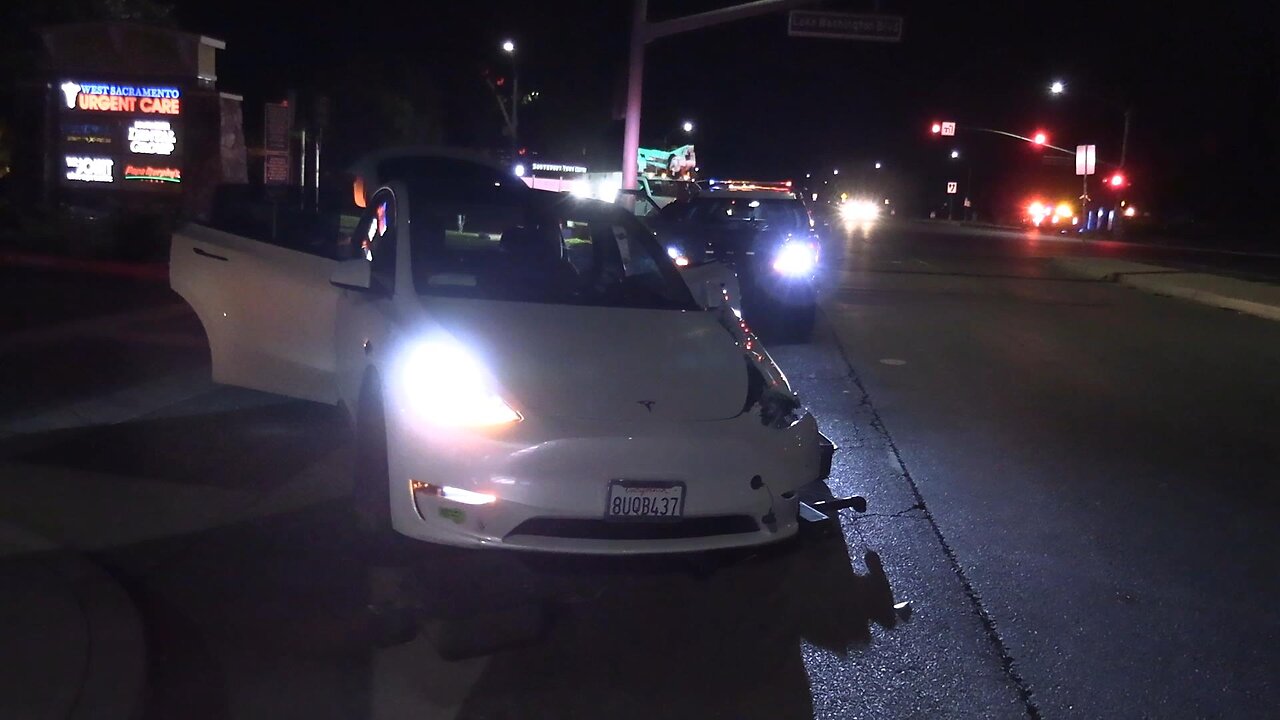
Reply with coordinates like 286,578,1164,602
800,432,866,526
817,432,837,481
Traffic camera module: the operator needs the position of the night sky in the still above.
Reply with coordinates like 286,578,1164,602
8,0,1279,225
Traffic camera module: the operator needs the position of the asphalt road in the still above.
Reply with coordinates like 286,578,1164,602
2,222,1277,718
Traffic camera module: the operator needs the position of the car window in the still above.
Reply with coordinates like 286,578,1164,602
661,197,807,228
408,188,695,311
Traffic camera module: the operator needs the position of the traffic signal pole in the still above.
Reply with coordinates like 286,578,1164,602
622,0,818,191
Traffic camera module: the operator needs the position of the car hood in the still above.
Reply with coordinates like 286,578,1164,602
420,297,747,422
660,222,801,255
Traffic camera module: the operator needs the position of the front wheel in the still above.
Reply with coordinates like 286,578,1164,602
352,381,395,547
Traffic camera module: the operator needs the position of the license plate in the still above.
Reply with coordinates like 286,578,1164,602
606,480,685,519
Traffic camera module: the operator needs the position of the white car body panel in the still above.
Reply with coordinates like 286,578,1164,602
172,169,825,555
170,224,340,403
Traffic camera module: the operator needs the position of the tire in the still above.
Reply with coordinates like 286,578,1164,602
789,302,817,340
352,377,395,548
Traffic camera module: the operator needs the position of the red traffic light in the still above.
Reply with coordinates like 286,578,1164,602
931,122,942,134
1108,172,1126,188
1032,131,1048,145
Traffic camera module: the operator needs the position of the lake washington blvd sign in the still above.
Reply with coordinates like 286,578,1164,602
787,11,904,42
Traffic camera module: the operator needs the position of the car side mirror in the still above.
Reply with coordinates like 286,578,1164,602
330,258,373,292
680,261,740,311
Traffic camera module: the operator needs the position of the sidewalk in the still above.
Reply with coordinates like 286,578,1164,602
1051,257,1280,322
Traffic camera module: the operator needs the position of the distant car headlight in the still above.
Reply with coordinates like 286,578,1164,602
398,340,521,427
772,239,818,277
840,199,880,223
666,244,690,267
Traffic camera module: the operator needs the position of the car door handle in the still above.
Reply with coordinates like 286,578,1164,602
193,247,229,262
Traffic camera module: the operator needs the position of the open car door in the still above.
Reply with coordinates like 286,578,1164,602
171,224,341,403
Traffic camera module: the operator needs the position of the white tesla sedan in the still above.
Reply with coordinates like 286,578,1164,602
171,151,833,554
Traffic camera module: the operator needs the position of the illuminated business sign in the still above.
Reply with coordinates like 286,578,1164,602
128,120,177,155
63,122,114,146
60,81,182,115
66,156,115,183
57,80,184,192
531,162,588,174
124,165,181,184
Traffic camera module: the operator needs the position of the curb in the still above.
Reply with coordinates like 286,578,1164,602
1121,273,1280,322
1050,257,1280,323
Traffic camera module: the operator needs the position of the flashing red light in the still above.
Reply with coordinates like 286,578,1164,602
1108,172,1126,188
1032,131,1048,145
930,122,942,134
495,77,506,87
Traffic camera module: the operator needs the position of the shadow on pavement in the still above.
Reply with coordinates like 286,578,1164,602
65,495,904,719
429,527,899,719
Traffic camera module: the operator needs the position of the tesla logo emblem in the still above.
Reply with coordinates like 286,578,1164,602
637,400,655,413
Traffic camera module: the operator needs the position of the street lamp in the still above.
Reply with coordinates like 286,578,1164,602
833,168,839,175
874,162,882,169
1048,77,1132,169
950,150,960,159
501,40,518,150
682,120,694,133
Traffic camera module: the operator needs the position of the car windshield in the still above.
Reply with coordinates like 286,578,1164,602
660,197,808,229
408,184,697,310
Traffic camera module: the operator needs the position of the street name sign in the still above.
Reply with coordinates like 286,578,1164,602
788,11,904,42
1076,144,1097,176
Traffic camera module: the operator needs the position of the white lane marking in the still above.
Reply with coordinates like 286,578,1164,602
879,358,907,366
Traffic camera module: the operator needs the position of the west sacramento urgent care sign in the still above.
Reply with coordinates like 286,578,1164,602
59,79,184,190
61,81,182,115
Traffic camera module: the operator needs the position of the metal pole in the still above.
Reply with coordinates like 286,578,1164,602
511,54,519,151
1081,171,1089,235
622,0,648,191
298,128,306,210
1120,107,1131,168
313,137,321,209
966,163,973,221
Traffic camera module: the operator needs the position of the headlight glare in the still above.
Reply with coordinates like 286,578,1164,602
772,240,818,277
399,340,521,427
666,244,690,267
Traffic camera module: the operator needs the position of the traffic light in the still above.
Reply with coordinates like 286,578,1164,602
1032,131,1048,146
931,122,942,134
1108,172,1126,188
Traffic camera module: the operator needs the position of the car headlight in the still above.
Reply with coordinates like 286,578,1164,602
666,244,690,267
772,240,818,277
398,340,521,427
839,199,880,223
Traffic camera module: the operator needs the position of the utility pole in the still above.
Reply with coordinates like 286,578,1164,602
1120,107,1132,169
622,0,817,191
